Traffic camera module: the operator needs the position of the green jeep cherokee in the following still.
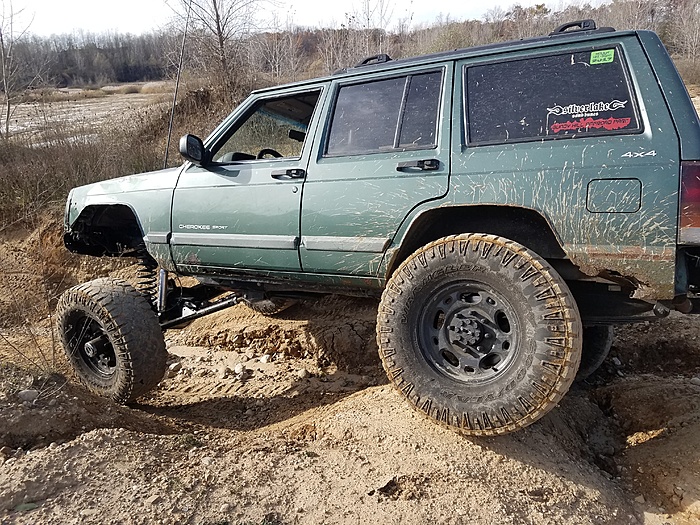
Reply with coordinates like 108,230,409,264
57,20,700,436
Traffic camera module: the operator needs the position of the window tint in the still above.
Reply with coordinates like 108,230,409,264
213,91,321,161
327,71,442,156
399,73,442,147
466,48,640,144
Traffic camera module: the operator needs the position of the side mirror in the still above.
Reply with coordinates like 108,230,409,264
179,134,207,166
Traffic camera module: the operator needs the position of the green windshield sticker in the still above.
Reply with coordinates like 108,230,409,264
590,49,615,64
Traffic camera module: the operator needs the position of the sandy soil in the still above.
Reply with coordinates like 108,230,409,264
1,218,700,525
7,86,170,142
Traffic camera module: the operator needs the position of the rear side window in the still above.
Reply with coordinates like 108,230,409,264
326,70,442,156
466,47,641,145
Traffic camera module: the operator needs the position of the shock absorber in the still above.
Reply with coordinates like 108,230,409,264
135,248,159,309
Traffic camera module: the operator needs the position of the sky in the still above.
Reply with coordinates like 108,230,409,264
7,0,562,37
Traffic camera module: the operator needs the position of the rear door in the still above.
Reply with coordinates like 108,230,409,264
300,64,453,276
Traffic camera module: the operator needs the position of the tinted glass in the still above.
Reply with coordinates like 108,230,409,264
399,72,442,148
327,71,442,156
467,48,640,144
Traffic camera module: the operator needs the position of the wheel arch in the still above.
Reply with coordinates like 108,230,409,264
385,205,567,279
65,204,146,257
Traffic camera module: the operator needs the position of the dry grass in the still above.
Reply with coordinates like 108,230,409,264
19,84,151,104
113,85,142,95
0,123,164,230
140,81,174,94
19,88,110,104
675,58,700,86
0,78,263,230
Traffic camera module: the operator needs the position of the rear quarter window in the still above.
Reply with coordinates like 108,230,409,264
466,47,641,145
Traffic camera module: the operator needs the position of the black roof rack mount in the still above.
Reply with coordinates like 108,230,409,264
355,53,392,67
550,19,609,35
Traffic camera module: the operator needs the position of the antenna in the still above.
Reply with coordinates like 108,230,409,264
164,0,193,169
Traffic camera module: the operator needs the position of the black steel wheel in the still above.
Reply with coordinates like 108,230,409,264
417,281,521,385
56,278,167,403
377,234,582,436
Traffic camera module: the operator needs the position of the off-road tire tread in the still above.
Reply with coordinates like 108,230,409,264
56,277,167,403
376,233,582,437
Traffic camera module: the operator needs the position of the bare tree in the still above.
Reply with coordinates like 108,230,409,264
251,13,307,83
283,26,307,82
171,0,262,98
504,3,552,40
0,1,33,139
669,0,700,62
357,0,394,54
317,17,361,73
251,13,290,81
597,0,665,31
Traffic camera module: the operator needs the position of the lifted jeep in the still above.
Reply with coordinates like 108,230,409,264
58,20,700,436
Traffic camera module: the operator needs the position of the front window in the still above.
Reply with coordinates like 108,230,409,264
213,90,321,162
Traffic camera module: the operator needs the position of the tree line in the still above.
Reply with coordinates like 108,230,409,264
2,0,700,99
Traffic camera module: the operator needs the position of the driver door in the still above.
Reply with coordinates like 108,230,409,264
170,87,324,274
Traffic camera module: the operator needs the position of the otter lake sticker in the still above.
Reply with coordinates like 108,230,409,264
590,49,615,64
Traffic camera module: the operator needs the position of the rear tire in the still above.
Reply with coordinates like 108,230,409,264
56,278,167,403
576,326,614,380
377,234,582,436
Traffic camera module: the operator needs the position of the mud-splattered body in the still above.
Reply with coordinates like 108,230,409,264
64,26,700,317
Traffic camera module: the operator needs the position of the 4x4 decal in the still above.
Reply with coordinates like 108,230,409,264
621,150,658,158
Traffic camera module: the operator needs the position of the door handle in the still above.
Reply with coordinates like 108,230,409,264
271,168,306,180
396,159,440,172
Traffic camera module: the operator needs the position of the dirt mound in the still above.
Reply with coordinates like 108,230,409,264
613,314,700,377
594,375,700,520
0,215,125,328
169,295,381,371
0,387,638,525
0,363,176,451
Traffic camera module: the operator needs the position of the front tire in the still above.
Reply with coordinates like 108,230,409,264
56,278,167,403
377,234,582,436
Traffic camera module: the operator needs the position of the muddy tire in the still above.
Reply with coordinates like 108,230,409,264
576,326,614,380
56,278,167,403
377,234,582,436
242,297,297,316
